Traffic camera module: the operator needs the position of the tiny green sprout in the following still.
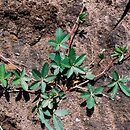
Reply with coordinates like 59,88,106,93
108,71,130,99
48,28,69,51
0,64,11,88
80,83,104,109
111,46,128,62
98,53,105,60
12,68,31,91
79,12,88,23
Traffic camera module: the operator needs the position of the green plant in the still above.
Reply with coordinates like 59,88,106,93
30,63,56,93
80,83,104,109
79,12,88,23
108,71,130,99
48,28,69,51
12,68,31,91
0,26,130,130
111,46,128,62
0,64,11,88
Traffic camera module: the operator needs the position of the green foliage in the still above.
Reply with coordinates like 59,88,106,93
80,83,104,109
48,28,69,51
0,64,11,88
98,53,105,60
108,71,130,99
111,46,128,62
33,88,68,130
79,12,88,23
30,63,56,93
12,68,31,91
0,27,130,130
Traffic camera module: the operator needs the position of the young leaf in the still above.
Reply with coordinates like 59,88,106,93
30,81,40,90
41,81,46,93
45,75,56,82
54,109,69,117
49,53,56,60
87,97,95,109
111,83,119,99
41,63,49,78
32,69,41,80
67,67,74,78
80,92,90,99
94,87,104,95
0,64,5,78
112,71,119,81
53,115,63,130
75,54,86,66
39,109,53,130
1,79,7,88
21,79,28,91
73,67,85,75
85,72,95,80
48,40,57,47
61,58,71,68
60,43,68,49
87,83,93,93
68,48,76,65
119,83,130,97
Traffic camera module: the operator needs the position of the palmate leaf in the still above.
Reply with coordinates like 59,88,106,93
54,109,69,117
87,97,95,109
53,115,63,130
41,63,49,78
56,28,69,45
119,83,130,97
75,54,86,66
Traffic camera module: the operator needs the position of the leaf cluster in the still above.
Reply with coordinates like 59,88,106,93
108,71,130,99
111,46,128,62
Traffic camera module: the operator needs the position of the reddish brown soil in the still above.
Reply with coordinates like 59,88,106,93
0,0,130,130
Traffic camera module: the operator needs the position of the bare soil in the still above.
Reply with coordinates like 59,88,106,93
0,0,130,130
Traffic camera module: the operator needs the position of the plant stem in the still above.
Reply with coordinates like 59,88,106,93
68,3,85,48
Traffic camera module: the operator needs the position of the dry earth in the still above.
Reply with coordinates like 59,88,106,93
0,0,130,130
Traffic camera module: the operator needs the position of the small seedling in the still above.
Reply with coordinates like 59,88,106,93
111,46,128,62
79,12,88,23
80,83,104,109
48,28,69,51
0,64,11,88
108,71,130,99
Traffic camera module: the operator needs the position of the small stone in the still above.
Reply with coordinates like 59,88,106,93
76,118,80,122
